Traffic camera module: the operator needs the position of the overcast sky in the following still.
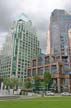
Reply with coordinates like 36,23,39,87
0,0,71,53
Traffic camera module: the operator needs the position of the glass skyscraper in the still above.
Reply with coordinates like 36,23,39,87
49,9,71,55
0,13,40,81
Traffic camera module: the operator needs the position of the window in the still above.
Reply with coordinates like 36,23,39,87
27,69,31,77
62,57,68,63
51,65,57,74
64,79,68,86
64,64,69,70
45,67,50,73
45,57,50,64
38,55,43,66
38,67,43,75
32,69,36,76
32,60,36,67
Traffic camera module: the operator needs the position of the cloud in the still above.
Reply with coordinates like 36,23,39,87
0,0,71,52
0,0,21,32
0,32,7,48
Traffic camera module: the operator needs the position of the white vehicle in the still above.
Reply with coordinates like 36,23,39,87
46,91,55,96
61,92,70,96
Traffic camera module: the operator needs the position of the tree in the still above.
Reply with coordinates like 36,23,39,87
3,78,11,89
3,78,22,89
24,78,31,89
0,77,3,82
0,77,3,84
44,72,52,90
10,78,22,89
0,77,3,89
40,81,45,90
33,75,39,91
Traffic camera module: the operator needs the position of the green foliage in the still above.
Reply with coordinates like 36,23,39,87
10,78,22,89
40,81,45,89
44,72,52,89
3,78,22,89
3,78,11,89
0,77,3,82
0,77,3,86
33,75,39,90
24,78,31,89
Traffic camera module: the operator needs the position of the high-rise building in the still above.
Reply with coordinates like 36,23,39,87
68,28,71,55
47,9,71,55
46,31,51,54
0,13,40,81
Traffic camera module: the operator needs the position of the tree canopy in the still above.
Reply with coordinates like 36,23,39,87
44,72,52,89
24,78,31,89
33,75,39,91
3,78,22,89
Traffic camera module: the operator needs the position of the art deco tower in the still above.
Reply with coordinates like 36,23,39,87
0,13,40,81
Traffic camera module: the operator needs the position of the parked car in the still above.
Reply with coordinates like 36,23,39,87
46,91,55,96
61,92,70,96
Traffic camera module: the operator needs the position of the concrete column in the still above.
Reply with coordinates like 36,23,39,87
57,78,61,93
68,79,71,92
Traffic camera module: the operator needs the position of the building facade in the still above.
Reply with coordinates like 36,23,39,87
26,53,71,93
0,13,40,81
47,9,71,56
68,29,71,55
25,9,71,93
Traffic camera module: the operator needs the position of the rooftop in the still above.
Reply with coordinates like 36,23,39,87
16,13,30,22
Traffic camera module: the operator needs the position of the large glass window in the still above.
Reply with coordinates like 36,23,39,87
45,66,50,73
52,23,60,55
38,55,43,66
51,65,57,74
32,69,36,76
45,57,50,64
62,57,68,63
27,69,31,77
38,67,43,75
64,64,69,70
32,60,36,67
64,79,68,86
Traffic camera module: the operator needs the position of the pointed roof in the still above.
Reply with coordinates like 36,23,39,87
16,13,30,22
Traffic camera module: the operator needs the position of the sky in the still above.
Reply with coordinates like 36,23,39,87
0,0,71,53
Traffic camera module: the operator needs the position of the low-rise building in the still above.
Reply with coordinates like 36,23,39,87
26,53,71,93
